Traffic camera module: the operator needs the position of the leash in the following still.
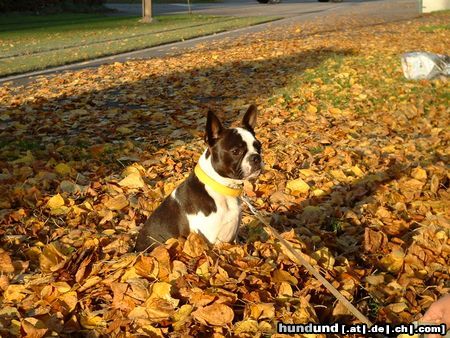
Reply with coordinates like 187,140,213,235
242,195,375,328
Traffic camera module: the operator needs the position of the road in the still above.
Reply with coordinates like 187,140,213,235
106,0,419,18
1,0,420,85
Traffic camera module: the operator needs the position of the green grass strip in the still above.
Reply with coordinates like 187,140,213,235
0,14,280,77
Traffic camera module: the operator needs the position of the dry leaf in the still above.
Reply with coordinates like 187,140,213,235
105,194,129,210
119,172,145,189
286,178,310,195
183,233,208,257
192,303,234,326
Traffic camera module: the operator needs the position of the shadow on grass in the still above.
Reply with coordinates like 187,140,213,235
2,47,355,171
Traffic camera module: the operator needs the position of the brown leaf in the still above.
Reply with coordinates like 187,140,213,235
183,233,208,258
21,318,47,338
134,255,159,279
105,194,129,210
0,249,15,273
39,242,68,273
364,228,388,254
192,303,234,326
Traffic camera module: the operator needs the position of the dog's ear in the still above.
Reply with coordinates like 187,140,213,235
205,111,223,146
242,104,257,134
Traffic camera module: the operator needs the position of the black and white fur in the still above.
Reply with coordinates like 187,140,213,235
134,105,262,251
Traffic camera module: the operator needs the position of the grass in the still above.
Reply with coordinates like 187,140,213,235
0,13,279,77
419,23,450,32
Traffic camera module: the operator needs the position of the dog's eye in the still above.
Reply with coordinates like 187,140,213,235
232,149,242,156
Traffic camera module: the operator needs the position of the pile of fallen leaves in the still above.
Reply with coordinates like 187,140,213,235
0,9,449,338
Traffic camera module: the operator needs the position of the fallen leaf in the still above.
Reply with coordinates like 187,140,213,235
192,303,234,326
105,194,129,210
119,172,145,189
286,178,310,195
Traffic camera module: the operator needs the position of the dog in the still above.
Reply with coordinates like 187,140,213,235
134,105,263,251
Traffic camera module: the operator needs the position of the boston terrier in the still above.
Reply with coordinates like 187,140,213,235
134,105,262,251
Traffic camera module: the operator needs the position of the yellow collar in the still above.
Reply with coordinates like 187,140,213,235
194,164,242,198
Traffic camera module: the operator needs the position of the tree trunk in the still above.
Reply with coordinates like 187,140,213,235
142,0,152,23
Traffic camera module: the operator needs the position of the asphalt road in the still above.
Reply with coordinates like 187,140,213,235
1,0,420,86
109,0,343,17
107,0,418,18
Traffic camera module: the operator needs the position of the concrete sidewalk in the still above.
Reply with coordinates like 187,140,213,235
1,0,420,87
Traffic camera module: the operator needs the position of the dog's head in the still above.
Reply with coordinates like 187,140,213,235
204,105,263,180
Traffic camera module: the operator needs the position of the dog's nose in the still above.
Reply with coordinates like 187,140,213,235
250,154,261,166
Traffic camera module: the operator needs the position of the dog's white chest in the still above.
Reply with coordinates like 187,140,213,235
186,186,241,244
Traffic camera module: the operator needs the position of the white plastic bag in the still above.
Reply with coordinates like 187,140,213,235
401,52,450,80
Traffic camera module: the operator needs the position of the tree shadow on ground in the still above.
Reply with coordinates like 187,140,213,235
1,47,355,173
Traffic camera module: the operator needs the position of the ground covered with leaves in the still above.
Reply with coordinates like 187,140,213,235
0,9,449,338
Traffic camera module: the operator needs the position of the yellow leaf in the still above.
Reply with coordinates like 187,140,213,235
312,247,335,269
173,304,193,331
47,194,65,209
13,151,34,164
147,282,179,308
128,306,149,320
411,167,427,181
380,249,405,273
286,178,310,195
351,165,364,177
55,163,71,175
80,313,106,329
4,284,27,302
248,303,275,320
117,126,132,134
382,145,396,153
234,320,259,334
121,164,145,177
145,298,175,320
195,260,211,279
272,269,298,285
299,169,316,177
312,189,325,197
329,107,341,115
330,169,347,182
387,302,408,313
53,282,72,293
278,282,293,298
306,104,318,114
60,291,78,313
119,172,145,189
39,242,67,273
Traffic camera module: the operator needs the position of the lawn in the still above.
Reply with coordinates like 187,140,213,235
0,13,279,76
